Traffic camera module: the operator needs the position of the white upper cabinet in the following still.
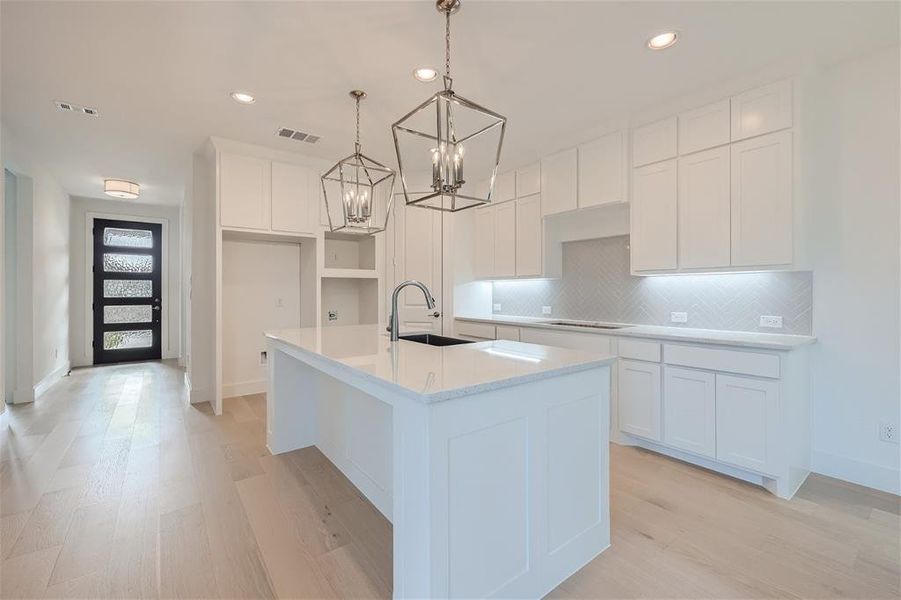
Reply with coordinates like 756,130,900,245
678,100,731,154
731,130,793,266
494,171,516,203
473,205,496,280
578,131,626,208
515,194,542,277
516,163,541,197
631,159,678,272
730,79,792,141
541,148,578,216
678,146,731,269
494,201,517,277
632,117,678,167
219,153,270,230
271,161,316,234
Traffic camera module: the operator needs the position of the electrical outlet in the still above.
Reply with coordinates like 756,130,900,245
276,297,284,308
259,351,268,366
879,422,899,444
493,303,502,313
670,312,688,323
542,306,552,315
328,310,338,322
760,315,783,329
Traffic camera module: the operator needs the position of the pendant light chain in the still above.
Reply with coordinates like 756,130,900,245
354,93,361,148
445,9,451,79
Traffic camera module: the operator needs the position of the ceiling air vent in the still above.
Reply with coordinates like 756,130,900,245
55,100,100,117
276,127,320,144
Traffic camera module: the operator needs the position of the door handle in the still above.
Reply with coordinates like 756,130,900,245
152,306,161,311
430,311,441,318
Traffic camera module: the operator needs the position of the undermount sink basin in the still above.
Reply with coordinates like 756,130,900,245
546,321,629,330
398,333,475,347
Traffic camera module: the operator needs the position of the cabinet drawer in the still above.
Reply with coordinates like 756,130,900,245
520,328,612,354
663,344,780,379
455,321,496,340
495,325,521,342
618,338,660,362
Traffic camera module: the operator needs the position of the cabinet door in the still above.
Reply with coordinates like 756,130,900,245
271,161,315,234
715,374,778,475
731,79,792,141
473,205,495,279
632,117,678,167
617,359,661,441
516,163,541,197
730,130,792,266
679,100,730,154
495,325,520,341
515,194,542,277
219,153,270,230
494,201,516,277
541,148,578,216
678,146,731,269
578,131,626,208
631,159,678,272
494,171,516,203
663,366,716,458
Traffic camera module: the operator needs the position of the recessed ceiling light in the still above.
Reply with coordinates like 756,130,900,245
647,31,678,50
413,67,438,83
229,91,256,104
104,179,140,200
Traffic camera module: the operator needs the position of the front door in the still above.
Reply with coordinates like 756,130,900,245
390,198,443,334
92,218,163,364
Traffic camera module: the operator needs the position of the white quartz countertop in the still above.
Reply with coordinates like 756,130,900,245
455,315,816,350
265,324,616,403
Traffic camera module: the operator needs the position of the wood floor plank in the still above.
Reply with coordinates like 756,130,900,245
49,499,119,585
159,502,219,599
0,545,62,599
9,486,85,558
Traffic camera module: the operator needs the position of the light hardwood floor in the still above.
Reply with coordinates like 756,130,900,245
1,360,898,599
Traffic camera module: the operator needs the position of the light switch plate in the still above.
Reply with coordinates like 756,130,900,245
542,306,552,315
759,315,783,329
670,312,688,323
493,303,502,313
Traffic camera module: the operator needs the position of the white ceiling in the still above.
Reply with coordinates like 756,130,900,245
2,1,898,206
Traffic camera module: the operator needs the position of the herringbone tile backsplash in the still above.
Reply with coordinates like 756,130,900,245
492,235,813,335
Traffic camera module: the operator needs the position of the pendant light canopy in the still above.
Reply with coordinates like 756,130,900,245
392,0,507,212
321,90,396,235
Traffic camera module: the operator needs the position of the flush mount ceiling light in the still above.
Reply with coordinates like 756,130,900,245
229,91,256,104
647,31,678,50
104,179,140,200
321,90,396,235
392,0,507,212
413,67,439,82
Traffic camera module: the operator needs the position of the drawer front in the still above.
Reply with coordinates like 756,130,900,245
455,321,496,340
618,338,661,362
495,325,521,342
663,343,780,379
520,328,612,354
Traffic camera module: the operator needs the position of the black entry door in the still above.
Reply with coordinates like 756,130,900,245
92,218,163,364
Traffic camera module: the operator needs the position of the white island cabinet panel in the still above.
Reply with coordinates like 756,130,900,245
631,159,678,272
219,152,270,229
678,145,731,269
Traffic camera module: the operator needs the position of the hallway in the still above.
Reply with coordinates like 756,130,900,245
0,361,898,599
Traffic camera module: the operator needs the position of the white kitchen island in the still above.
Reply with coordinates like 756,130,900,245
265,324,616,599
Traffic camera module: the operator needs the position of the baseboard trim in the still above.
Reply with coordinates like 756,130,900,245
223,380,266,399
812,450,901,496
33,362,70,399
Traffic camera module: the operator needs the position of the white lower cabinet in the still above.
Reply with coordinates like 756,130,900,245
663,366,716,458
715,374,778,475
617,359,661,442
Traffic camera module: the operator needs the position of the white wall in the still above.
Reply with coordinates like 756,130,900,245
68,195,182,367
808,47,901,494
2,124,70,399
221,238,303,397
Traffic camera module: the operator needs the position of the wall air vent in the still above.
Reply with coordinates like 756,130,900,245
55,100,100,117
276,127,320,144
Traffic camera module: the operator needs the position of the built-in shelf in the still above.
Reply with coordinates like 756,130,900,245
321,268,379,280
324,231,376,270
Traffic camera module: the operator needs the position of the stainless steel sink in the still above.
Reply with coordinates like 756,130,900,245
546,321,629,330
398,333,475,347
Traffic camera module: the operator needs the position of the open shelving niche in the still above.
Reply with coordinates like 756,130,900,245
321,231,382,327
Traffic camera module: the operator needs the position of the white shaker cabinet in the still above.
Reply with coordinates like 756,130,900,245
473,205,495,279
516,163,541,197
632,117,678,167
678,100,730,155
494,201,517,277
678,146,731,269
631,159,678,272
578,131,627,208
731,130,793,266
541,148,578,216
515,194,542,277
715,373,779,475
663,366,716,458
494,171,516,203
271,161,316,234
219,152,271,230
617,359,661,441
731,79,792,141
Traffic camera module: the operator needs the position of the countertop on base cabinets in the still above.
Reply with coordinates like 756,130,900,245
265,324,616,403
455,315,816,351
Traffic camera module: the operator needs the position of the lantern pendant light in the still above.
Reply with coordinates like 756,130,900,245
321,90,396,235
392,0,507,212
